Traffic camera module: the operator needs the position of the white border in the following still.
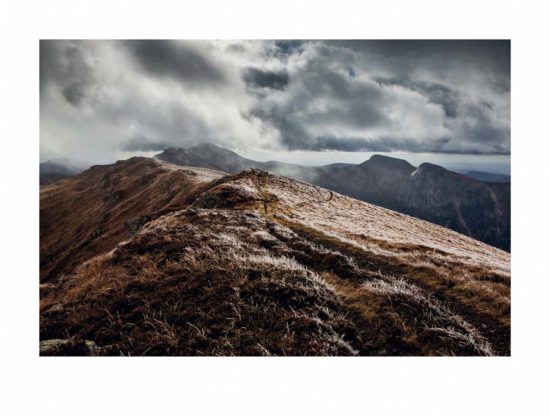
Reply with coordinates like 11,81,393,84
1,1,549,415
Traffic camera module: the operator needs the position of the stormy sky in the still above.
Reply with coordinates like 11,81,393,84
40,40,510,171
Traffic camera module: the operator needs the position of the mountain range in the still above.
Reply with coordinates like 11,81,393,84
156,144,510,250
40,144,510,251
40,157,510,356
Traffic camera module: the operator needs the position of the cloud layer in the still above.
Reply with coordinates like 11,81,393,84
40,40,510,162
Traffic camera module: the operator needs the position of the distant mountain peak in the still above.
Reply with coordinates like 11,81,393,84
150,145,509,250
361,154,416,172
155,143,258,174
369,154,404,162
159,143,240,157
417,162,448,173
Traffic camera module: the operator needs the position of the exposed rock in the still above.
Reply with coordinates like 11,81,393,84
40,339,98,356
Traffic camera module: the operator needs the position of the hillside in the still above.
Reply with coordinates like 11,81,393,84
156,145,511,250
315,158,511,250
40,158,224,282
464,170,511,183
40,157,510,356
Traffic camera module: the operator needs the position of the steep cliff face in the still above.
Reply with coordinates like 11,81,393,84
40,158,510,356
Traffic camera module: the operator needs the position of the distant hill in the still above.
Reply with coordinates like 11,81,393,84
156,143,316,180
156,144,510,251
40,159,87,186
40,157,510,356
464,170,511,183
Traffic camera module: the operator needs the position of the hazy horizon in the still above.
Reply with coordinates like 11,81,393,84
40,144,511,175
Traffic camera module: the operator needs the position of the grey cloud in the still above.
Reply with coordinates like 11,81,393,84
249,40,509,154
113,97,215,151
330,40,510,84
376,78,458,118
419,83,458,118
40,40,61,88
249,42,446,151
62,83,88,106
272,40,304,58
256,49,379,120
40,40,97,106
122,135,174,152
243,67,289,90
121,40,227,86
443,103,510,153
40,40,510,164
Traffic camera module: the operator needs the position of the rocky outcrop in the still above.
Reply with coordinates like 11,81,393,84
40,339,98,356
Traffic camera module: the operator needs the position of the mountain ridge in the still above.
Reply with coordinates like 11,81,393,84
40,157,510,356
156,144,510,250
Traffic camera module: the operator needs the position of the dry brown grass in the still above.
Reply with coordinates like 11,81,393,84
40,163,510,356
40,158,224,283
41,210,362,355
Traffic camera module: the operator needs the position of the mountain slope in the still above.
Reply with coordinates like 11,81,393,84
156,145,510,250
40,157,224,282
156,144,318,183
464,170,510,183
315,159,510,250
40,158,510,356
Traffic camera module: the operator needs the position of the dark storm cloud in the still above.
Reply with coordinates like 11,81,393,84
329,40,510,83
250,48,385,132
121,40,227,86
418,83,458,118
247,40,510,154
250,42,446,152
446,102,511,153
272,40,304,58
40,40,510,163
39,40,60,88
61,83,89,107
243,67,289,90
40,40,96,106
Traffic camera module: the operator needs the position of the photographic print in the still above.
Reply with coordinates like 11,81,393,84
39,40,510,356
